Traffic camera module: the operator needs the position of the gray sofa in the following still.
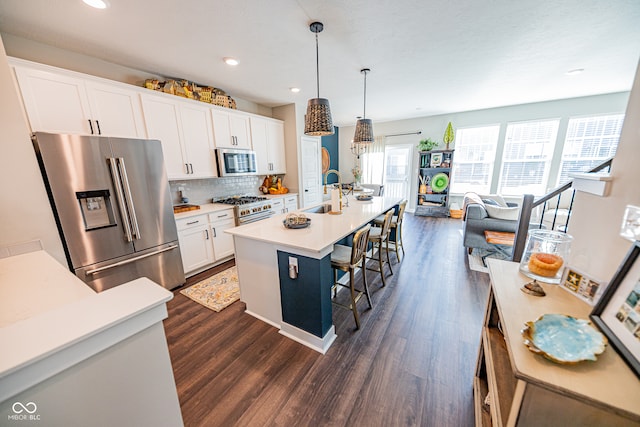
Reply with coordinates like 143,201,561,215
462,193,519,253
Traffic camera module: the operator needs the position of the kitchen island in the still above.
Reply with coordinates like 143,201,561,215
226,196,402,353
0,251,183,425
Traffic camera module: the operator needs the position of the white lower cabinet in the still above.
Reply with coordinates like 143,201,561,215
177,209,235,276
209,211,235,260
270,197,284,214
176,216,214,274
284,195,298,213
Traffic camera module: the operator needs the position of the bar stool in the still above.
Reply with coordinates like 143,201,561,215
367,209,394,286
330,224,372,330
374,200,407,262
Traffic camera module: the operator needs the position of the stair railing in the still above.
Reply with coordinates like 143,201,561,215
512,158,614,262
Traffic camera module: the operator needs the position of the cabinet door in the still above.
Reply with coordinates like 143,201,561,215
267,120,286,174
140,94,188,179
211,218,235,260
270,198,284,214
85,81,146,138
14,66,93,134
211,109,233,148
229,111,251,149
284,196,298,213
250,117,270,174
180,102,217,178
177,224,215,274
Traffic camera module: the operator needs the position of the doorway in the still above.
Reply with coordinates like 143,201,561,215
300,136,322,207
383,144,412,200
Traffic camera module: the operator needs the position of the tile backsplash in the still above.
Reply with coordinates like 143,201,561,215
169,176,262,205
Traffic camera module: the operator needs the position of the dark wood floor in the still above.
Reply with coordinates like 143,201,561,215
163,214,491,427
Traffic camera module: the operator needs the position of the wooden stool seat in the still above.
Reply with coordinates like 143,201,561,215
331,224,372,330
366,210,394,286
373,200,407,262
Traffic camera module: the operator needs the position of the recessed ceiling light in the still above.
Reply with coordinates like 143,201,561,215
289,87,300,93
565,68,584,76
82,0,109,9
223,57,239,66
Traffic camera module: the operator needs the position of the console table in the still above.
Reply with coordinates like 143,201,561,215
475,259,640,426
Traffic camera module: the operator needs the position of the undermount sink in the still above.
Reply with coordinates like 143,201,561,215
303,203,332,214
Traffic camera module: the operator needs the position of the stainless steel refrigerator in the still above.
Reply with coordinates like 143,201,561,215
33,132,185,292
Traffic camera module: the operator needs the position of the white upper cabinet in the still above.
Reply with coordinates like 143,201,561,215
250,116,286,174
140,93,218,180
85,81,147,138
13,63,145,138
211,108,251,149
179,102,217,178
140,93,187,179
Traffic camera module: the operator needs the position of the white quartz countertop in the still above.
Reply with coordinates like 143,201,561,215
0,250,174,401
173,203,234,220
0,251,96,327
226,196,402,254
263,192,298,199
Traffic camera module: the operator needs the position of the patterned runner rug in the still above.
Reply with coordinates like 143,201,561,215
180,266,240,312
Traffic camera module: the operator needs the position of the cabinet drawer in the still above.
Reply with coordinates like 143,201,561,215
285,196,297,204
211,218,235,229
208,210,234,223
176,214,208,231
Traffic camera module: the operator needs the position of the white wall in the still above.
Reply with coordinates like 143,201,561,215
339,92,630,211
1,33,273,117
0,35,65,264
569,60,640,282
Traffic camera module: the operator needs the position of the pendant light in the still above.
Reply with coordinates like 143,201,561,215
304,22,334,136
353,68,374,144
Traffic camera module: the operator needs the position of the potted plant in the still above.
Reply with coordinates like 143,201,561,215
417,138,439,151
443,122,455,150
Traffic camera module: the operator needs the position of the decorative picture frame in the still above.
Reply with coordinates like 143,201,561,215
590,241,640,378
561,266,604,306
430,153,443,167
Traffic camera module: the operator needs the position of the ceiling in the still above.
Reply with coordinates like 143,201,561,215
1,0,639,127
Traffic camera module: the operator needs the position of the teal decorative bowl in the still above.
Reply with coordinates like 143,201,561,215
521,313,607,364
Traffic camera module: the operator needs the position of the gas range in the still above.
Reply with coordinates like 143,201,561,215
215,195,275,225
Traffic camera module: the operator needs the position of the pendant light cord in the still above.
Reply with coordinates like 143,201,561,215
363,70,367,119
315,32,320,98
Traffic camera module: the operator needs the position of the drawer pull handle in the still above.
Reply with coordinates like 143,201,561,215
186,220,199,225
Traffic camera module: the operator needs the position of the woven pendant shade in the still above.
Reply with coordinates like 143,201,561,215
353,118,374,143
304,22,334,136
305,98,334,136
352,68,374,143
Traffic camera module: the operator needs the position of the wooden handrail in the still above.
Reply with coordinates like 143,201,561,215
511,157,613,262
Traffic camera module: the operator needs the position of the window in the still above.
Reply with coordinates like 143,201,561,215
450,125,500,194
498,119,559,195
557,114,624,184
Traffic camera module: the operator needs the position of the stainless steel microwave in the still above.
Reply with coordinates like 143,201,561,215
215,148,258,177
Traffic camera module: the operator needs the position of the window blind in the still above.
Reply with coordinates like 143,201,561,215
557,114,624,184
450,125,500,194
498,119,559,195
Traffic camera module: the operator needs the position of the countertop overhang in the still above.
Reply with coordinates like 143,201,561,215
226,196,403,254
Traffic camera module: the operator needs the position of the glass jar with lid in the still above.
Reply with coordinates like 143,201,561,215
519,229,573,284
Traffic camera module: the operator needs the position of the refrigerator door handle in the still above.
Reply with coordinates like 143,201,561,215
116,157,142,240
108,157,134,242
85,244,179,275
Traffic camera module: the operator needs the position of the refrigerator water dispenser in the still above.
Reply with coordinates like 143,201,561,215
76,190,116,230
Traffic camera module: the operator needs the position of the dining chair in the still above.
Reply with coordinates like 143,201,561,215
360,184,384,196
